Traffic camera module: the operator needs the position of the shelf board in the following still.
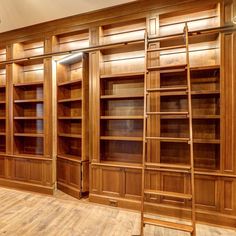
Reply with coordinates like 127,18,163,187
0,132,6,136
14,133,44,138
190,65,220,71
0,117,6,120
13,81,44,87
100,72,145,79
14,99,44,103
58,133,82,138
101,116,144,120
193,139,220,144
100,136,143,142
0,85,6,89
14,117,44,120
57,154,82,163
9,153,51,161
159,90,220,97
58,97,82,103
148,64,187,71
101,94,144,100
97,161,142,169
0,101,6,104
58,116,82,120
160,115,220,119
58,79,82,86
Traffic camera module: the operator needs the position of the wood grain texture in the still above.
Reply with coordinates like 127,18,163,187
0,187,235,236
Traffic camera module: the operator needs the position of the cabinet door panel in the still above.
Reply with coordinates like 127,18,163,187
124,168,141,200
101,167,122,197
195,175,219,211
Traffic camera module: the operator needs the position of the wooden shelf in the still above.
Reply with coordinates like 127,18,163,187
58,97,82,103
57,154,82,163
0,101,6,104
13,81,44,87
14,133,44,138
0,132,6,136
148,64,187,71
160,115,220,119
159,90,220,97
58,79,82,86
58,116,82,120
193,139,220,144
190,65,220,71
100,136,143,141
58,133,82,138
97,161,142,169
0,117,6,120
14,117,44,120
100,72,145,79
14,99,44,103
100,116,144,120
101,94,144,99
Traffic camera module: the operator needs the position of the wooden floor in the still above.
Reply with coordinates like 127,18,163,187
0,187,235,236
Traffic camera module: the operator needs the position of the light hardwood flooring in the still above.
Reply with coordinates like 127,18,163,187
0,187,235,236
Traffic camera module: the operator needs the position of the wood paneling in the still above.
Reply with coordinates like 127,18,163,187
221,32,236,174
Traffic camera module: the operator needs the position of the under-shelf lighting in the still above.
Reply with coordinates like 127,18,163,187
57,52,83,64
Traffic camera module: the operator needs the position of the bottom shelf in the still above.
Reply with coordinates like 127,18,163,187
14,136,44,156
100,140,143,164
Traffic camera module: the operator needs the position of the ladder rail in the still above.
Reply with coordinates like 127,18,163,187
140,31,148,236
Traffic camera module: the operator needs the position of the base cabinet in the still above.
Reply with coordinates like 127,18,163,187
90,164,142,206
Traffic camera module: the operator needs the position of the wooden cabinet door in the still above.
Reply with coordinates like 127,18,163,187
123,168,142,200
100,166,122,197
57,158,82,190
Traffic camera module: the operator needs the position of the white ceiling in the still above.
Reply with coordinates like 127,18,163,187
0,0,135,33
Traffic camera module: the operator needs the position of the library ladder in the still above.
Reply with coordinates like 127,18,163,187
140,23,196,236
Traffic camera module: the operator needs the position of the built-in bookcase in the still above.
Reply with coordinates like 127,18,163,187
0,47,7,62
0,65,6,154
99,42,145,165
53,30,89,53
12,59,45,156
56,53,89,198
101,18,146,44
13,39,45,59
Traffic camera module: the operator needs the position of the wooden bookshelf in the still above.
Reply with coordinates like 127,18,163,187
12,39,44,59
0,65,6,155
52,29,89,53
56,52,89,199
12,59,45,156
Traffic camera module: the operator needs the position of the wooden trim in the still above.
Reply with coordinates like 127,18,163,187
0,177,54,195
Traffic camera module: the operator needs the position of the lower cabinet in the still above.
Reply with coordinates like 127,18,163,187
90,164,142,204
57,158,89,199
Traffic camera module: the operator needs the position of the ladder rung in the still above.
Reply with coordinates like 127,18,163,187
146,112,188,116
143,217,193,233
146,137,190,143
144,189,192,200
147,45,186,52
147,64,187,71
147,87,188,92
145,163,191,170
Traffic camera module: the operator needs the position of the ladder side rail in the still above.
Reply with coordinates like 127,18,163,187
185,22,196,236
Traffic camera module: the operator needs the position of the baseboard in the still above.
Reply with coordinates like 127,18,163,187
57,182,84,199
89,194,236,229
0,178,54,195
